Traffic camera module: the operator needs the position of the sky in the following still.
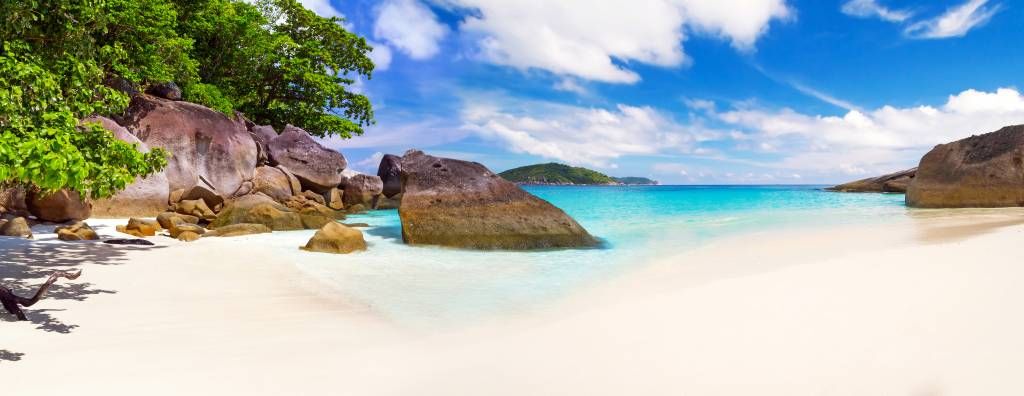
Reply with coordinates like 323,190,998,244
309,0,1023,184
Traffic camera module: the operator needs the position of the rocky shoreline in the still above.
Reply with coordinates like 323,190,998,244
0,93,597,251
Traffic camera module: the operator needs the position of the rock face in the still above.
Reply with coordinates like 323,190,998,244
27,189,92,222
118,94,257,198
252,166,294,202
377,154,403,198
250,125,277,166
301,222,366,254
267,125,346,192
340,170,383,208
827,168,917,193
87,116,171,217
907,125,1024,208
0,217,33,238
209,194,303,231
398,150,598,249
55,222,98,241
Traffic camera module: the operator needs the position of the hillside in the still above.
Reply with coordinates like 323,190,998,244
613,177,659,185
499,163,657,185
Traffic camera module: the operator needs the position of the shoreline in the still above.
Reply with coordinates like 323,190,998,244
3,209,1024,394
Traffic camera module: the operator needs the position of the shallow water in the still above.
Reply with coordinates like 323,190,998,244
289,185,908,327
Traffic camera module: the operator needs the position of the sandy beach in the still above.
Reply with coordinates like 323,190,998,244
4,210,1024,395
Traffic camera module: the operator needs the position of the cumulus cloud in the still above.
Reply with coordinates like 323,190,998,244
840,0,913,22
443,0,790,84
904,0,1002,39
368,42,393,71
298,0,345,18
374,0,449,60
461,97,722,168
713,87,1024,174
355,152,386,173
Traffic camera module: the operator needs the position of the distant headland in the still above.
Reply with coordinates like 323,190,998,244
499,163,658,186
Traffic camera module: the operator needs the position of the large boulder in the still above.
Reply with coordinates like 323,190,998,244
267,125,346,192
377,154,403,198
827,168,917,193
252,166,294,202
0,184,28,215
209,194,303,231
301,222,366,254
27,189,91,223
398,150,598,249
907,125,1024,208
340,170,383,208
117,94,257,198
86,116,171,217
249,125,277,166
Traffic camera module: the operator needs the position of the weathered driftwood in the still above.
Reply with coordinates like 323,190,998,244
1,270,82,321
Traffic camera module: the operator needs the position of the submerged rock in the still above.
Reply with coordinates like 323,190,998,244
267,125,347,192
398,150,598,250
301,222,366,254
908,124,1024,208
827,168,917,193
27,189,91,223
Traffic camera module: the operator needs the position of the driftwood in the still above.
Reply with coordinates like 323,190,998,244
1,270,82,321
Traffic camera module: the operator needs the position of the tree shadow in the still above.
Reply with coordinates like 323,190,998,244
0,349,25,362
1,222,165,334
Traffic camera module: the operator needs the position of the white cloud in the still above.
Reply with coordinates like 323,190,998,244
368,42,393,71
461,96,722,168
444,0,791,84
553,79,588,95
354,152,386,173
713,87,1024,174
374,0,449,60
297,0,345,18
841,0,913,23
904,0,1002,39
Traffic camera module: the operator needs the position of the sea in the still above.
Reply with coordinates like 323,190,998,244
272,185,908,327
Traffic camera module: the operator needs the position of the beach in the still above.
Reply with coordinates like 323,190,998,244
4,208,1024,395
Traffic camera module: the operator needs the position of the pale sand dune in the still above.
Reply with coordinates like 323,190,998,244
3,212,1024,395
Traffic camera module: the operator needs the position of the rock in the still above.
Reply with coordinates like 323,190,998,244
117,217,161,237
340,170,383,208
267,125,346,192
0,217,32,238
55,222,98,241
276,165,303,196
176,231,202,242
302,190,326,205
346,204,366,214
179,184,224,211
116,94,257,198
827,168,917,193
398,150,598,249
176,199,217,220
0,185,28,215
250,125,277,166
104,75,139,97
342,223,370,228
27,189,91,223
203,223,272,237
301,222,366,254
86,116,172,218
252,166,294,202
145,82,182,100
373,193,401,210
103,238,154,246
377,154,403,198
283,195,343,229
209,194,303,231
325,187,344,210
156,212,199,231
232,181,254,197
168,223,205,238
908,125,1024,208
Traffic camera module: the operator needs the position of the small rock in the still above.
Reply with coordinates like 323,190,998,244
168,223,205,238
325,187,344,210
373,193,401,210
145,82,182,100
169,189,185,205
342,223,370,228
117,217,160,237
156,212,199,230
301,222,366,254
204,223,272,237
176,199,217,220
303,190,326,205
180,185,224,210
347,204,366,214
176,231,201,242
55,221,98,241
0,217,32,238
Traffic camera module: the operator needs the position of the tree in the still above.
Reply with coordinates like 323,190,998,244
178,0,375,138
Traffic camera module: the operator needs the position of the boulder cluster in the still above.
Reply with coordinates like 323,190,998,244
0,93,598,252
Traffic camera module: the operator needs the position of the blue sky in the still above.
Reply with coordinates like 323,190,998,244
307,0,1023,184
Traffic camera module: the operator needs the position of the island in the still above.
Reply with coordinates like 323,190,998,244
498,163,659,185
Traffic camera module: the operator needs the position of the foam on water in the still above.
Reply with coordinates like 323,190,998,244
287,185,908,327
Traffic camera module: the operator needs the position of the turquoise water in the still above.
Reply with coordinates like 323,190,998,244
290,185,908,327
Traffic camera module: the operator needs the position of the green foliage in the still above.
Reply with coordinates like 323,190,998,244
499,163,620,185
178,0,375,138
612,177,658,185
183,83,234,116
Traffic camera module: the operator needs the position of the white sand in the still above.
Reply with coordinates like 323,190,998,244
3,211,1024,395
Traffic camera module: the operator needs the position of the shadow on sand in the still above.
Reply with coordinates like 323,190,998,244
1,223,166,334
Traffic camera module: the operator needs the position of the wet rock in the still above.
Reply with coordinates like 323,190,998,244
301,222,366,254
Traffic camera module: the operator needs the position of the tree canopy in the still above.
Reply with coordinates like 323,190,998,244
0,0,375,198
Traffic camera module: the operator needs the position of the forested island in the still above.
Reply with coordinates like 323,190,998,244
499,163,658,185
